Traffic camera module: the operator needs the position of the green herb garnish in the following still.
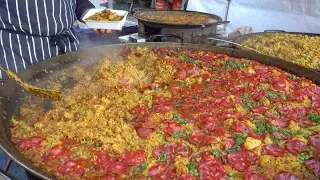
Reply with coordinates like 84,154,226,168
224,60,248,69
173,113,188,125
299,152,312,163
136,163,148,173
227,133,248,153
308,113,320,124
213,150,222,157
179,53,199,66
254,120,273,134
267,91,276,99
187,162,199,177
278,91,287,101
158,151,167,161
172,131,184,139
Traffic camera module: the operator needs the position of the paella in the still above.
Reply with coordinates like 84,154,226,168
240,33,320,69
10,47,320,180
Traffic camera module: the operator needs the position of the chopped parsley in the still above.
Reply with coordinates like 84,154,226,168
213,150,222,157
224,60,249,69
186,162,199,177
172,131,184,139
172,113,188,125
158,151,167,161
254,120,274,134
277,128,291,137
227,133,248,153
308,113,320,124
267,90,276,99
212,67,220,71
292,129,311,138
193,94,200,100
278,91,287,101
136,163,148,173
299,152,312,163
179,53,199,66
195,157,201,163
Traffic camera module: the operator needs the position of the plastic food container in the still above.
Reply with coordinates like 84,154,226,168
82,9,128,30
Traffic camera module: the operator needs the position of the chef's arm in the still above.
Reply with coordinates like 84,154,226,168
76,0,95,22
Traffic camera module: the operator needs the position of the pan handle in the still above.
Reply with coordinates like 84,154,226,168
264,30,286,33
0,169,17,180
149,34,184,43
215,21,230,25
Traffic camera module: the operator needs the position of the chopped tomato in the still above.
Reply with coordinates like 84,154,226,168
271,78,287,91
118,150,145,166
285,140,307,155
222,137,235,151
148,163,176,180
267,118,288,128
153,94,171,106
111,163,131,174
251,106,269,113
191,151,216,163
251,90,268,101
227,152,250,172
274,172,298,180
189,131,217,146
242,150,258,166
19,136,44,150
177,174,197,180
232,122,250,133
130,104,149,114
171,143,193,157
244,170,267,180
93,151,117,172
199,160,226,180
261,144,286,157
175,69,187,79
44,145,70,161
305,159,320,177
58,158,86,175
136,127,153,138
153,105,171,113
309,133,320,149
272,132,289,140
163,122,182,136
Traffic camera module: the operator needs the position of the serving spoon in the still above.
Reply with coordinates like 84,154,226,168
0,67,63,100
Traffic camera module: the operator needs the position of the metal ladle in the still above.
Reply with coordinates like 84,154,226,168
0,67,63,101
207,37,261,53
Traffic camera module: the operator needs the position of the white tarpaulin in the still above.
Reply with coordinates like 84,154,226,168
187,0,320,33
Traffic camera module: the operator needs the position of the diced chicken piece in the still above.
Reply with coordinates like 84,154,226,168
245,137,262,150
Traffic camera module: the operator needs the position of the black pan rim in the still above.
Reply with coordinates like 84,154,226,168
134,9,223,29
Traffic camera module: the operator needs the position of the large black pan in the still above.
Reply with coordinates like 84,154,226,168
232,30,320,72
134,9,229,29
0,43,320,180
233,30,320,45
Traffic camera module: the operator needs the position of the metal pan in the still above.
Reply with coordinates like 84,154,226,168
0,43,319,180
134,9,229,29
233,30,320,44
233,30,320,72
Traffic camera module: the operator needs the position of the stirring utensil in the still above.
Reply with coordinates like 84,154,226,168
0,67,63,100
207,37,261,53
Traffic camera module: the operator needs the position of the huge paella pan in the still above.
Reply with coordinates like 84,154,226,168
0,43,319,180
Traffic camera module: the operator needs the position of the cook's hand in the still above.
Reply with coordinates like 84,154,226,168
93,29,112,35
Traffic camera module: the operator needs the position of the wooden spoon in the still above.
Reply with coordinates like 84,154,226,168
0,67,63,100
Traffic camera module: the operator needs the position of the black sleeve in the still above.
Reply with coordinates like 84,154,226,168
75,0,95,21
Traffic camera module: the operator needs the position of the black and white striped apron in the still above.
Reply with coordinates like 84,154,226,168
0,0,80,79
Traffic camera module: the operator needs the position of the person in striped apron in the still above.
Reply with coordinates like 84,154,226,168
0,1,111,178
0,0,110,80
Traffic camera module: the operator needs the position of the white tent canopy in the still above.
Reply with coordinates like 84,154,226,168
187,0,320,33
